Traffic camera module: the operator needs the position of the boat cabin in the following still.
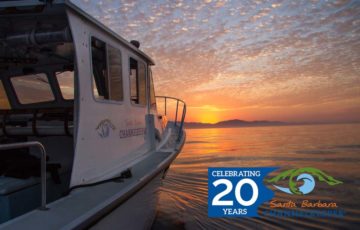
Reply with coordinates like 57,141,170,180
0,1,185,225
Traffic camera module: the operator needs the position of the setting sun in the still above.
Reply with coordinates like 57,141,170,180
186,105,223,123
198,113,218,124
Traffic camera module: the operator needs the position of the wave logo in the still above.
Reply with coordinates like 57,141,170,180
96,119,116,138
266,167,342,195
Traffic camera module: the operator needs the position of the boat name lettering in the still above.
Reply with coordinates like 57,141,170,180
119,128,146,138
125,119,143,127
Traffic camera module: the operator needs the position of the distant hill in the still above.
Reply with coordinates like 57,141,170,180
184,119,287,129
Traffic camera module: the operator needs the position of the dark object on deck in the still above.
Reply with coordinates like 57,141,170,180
120,168,132,179
0,148,61,184
0,150,41,179
130,40,140,48
47,163,62,184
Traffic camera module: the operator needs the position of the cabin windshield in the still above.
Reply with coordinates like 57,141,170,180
56,71,75,100
0,81,10,110
11,73,55,104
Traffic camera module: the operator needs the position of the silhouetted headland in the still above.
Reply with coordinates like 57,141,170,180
183,119,360,129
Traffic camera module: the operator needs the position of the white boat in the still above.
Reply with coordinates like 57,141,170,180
0,0,186,229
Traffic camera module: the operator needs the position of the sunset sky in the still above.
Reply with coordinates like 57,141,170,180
73,0,360,123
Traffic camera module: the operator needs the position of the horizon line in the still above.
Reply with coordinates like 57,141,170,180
183,119,360,125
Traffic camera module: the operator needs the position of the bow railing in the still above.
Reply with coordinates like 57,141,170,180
156,96,186,142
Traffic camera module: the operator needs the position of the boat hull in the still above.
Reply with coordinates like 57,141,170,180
90,173,163,230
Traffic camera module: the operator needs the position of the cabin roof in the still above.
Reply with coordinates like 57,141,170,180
0,0,155,65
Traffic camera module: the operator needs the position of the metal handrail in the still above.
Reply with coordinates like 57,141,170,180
0,141,47,210
156,96,186,142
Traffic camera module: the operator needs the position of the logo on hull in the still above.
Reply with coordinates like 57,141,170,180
96,119,116,138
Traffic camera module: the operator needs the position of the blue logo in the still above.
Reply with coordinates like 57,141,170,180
208,167,276,217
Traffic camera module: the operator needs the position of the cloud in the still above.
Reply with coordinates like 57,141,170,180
71,0,360,121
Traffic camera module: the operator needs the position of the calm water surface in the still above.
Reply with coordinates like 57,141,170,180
152,124,360,229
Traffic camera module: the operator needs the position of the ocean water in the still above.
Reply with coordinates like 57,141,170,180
152,124,360,229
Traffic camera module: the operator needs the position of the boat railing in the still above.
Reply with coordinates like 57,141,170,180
0,141,48,210
156,96,186,142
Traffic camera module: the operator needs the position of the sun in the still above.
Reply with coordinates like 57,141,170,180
199,113,218,124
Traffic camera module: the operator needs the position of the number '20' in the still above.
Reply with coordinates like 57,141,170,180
212,179,258,206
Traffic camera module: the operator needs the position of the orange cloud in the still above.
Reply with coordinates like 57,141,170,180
72,0,360,123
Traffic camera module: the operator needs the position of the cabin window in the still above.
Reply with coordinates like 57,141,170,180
149,68,156,109
108,45,123,101
11,73,55,104
0,81,10,109
56,71,74,100
91,37,108,100
129,58,146,106
91,37,123,102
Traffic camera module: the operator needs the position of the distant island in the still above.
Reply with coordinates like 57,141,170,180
184,119,287,129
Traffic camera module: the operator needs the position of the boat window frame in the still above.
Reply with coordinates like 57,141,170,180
9,72,57,105
128,55,147,108
89,35,124,105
